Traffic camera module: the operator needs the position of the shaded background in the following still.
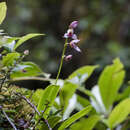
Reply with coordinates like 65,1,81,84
2,0,130,85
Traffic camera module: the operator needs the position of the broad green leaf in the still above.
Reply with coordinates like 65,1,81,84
37,85,60,119
68,65,98,81
98,58,125,110
0,2,7,24
108,98,130,128
60,82,78,112
32,89,44,105
10,62,42,78
70,115,100,130
2,52,20,66
58,105,92,130
14,33,44,50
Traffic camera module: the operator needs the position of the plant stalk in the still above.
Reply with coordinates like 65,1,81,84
55,39,68,84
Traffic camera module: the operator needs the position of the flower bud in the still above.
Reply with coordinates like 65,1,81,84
65,55,72,61
24,50,29,55
69,21,78,29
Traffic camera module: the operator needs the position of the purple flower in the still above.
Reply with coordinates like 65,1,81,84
63,29,77,39
69,21,78,29
65,55,72,61
69,39,81,52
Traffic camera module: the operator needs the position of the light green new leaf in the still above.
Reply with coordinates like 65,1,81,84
108,98,130,128
14,33,44,50
68,65,98,81
70,115,100,130
2,52,20,66
37,85,60,119
98,58,125,110
58,105,92,130
0,2,7,24
10,62,42,78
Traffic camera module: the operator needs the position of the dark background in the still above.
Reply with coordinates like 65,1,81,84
2,0,130,86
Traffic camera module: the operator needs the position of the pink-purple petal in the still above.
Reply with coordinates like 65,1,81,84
74,46,81,52
69,21,78,28
72,34,77,40
63,33,68,38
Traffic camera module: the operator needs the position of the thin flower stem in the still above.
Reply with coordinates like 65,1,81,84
55,39,68,85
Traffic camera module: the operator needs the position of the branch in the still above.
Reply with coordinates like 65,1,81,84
15,93,52,130
15,93,40,116
0,106,18,130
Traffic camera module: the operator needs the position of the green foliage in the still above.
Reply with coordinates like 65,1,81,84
37,85,60,119
2,52,20,66
98,58,125,110
0,2,7,24
38,116,61,129
60,82,77,112
108,98,130,128
32,89,44,105
58,105,92,130
68,65,98,80
10,62,42,78
70,115,100,130
14,33,44,50
116,86,130,101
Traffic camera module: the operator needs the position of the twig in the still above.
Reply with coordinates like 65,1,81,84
15,93,40,116
0,106,18,130
33,103,51,130
15,93,52,130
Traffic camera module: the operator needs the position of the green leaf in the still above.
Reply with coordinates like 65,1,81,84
116,86,130,101
108,98,130,128
98,58,125,110
2,52,20,66
37,85,60,119
37,116,61,130
1,37,20,52
68,65,98,82
32,89,44,105
77,95,90,107
10,62,42,78
0,2,7,24
60,82,78,112
58,105,92,130
14,33,44,50
70,115,100,130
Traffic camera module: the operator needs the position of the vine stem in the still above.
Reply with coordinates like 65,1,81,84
55,39,68,85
